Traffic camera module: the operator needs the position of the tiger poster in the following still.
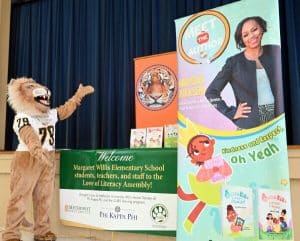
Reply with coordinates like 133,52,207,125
134,52,178,128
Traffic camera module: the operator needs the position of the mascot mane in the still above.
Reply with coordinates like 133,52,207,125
7,77,51,115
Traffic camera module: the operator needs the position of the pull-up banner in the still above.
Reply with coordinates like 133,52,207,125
175,0,294,241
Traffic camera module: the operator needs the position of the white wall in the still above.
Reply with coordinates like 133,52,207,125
0,0,11,150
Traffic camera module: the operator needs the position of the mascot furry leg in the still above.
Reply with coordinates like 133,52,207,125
2,77,94,241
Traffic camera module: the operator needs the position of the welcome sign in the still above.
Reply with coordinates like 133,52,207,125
175,0,294,241
59,149,176,235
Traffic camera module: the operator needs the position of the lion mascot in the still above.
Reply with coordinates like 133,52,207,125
2,77,94,241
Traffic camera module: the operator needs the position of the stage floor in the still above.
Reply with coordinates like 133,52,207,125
3,230,104,241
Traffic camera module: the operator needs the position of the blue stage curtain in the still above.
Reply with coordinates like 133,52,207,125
5,0,300,149
278,0,300,144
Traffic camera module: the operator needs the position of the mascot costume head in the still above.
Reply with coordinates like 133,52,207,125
8,78,52,116
2,77,94,241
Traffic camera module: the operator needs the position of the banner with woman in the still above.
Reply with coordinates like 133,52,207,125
175,0,294,240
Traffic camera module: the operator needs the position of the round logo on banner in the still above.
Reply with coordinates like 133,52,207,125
136,65,177,111
178,10,230,64
150,204,168,224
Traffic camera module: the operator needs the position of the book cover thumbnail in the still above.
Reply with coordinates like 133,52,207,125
130,128,146,148
164,124,178,148
146,127,163,148
221,185,255,238
257,188,293,240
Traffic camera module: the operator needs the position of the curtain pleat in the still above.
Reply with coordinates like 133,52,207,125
5,0,300,149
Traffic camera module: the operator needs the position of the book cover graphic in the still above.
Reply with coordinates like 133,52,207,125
221,185,254,238
146,127,163,148
130,128,146,148
164,124,178,148
258,188,293,240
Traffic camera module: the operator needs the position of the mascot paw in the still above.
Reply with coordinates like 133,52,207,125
34,231,56,241
77,84,95,97
34,149,52,168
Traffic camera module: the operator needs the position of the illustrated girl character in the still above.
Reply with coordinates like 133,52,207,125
226,204,242,233
265,213,274,232
177,134,232,232
272,217,281,233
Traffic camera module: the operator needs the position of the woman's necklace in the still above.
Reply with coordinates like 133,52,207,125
244,47,263,68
